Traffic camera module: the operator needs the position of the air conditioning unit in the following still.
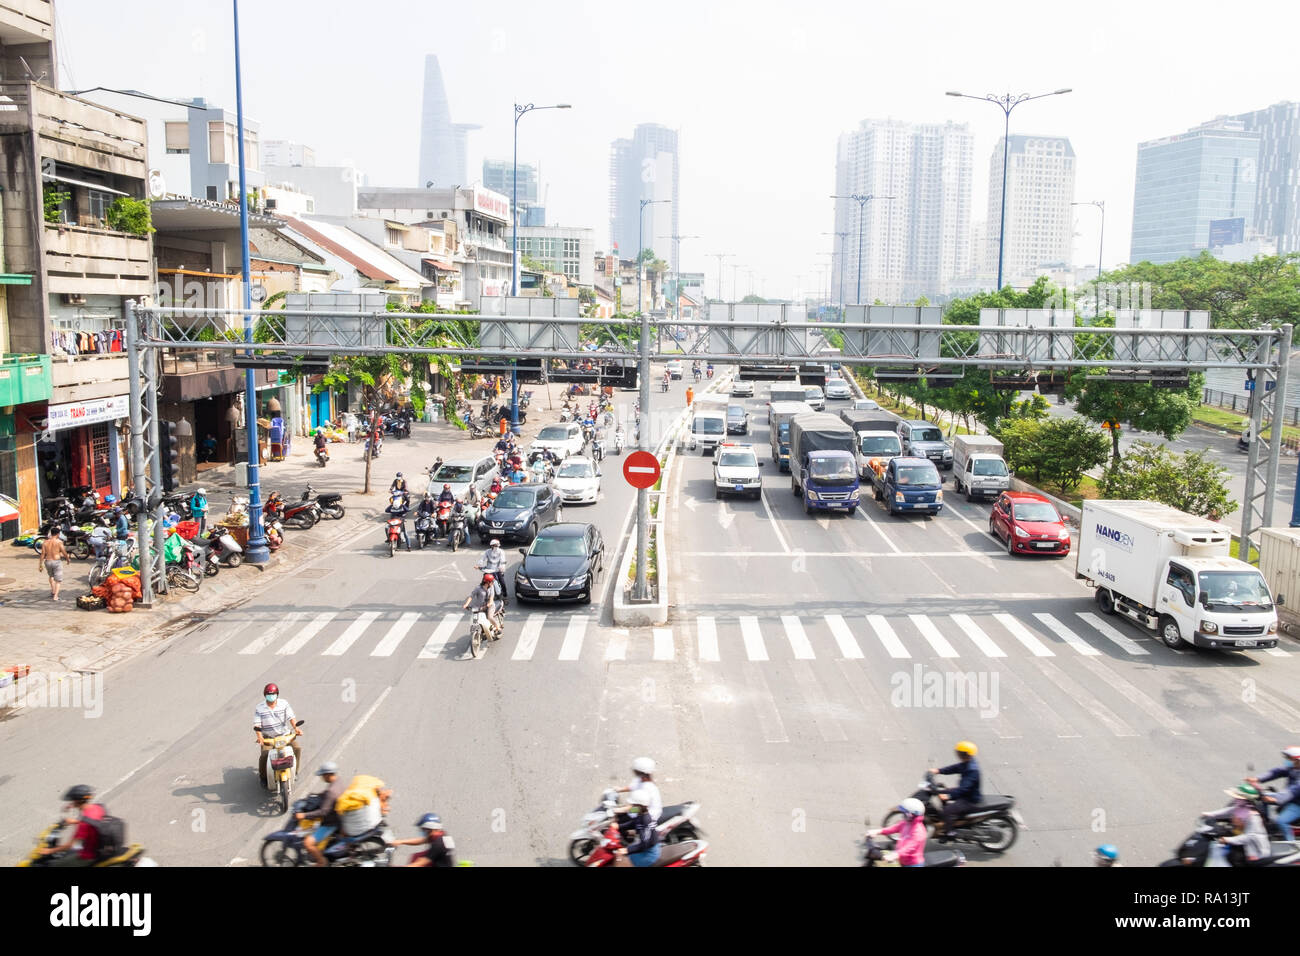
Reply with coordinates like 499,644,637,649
62,293,86,306
265,199,277,210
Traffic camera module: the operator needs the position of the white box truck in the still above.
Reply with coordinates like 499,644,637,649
687,395,729,455
1076,500,1279,651
951,435,1010,501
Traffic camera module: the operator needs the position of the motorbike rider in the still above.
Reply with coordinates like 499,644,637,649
506,463,528,484
313,430,328,458
591,423,606,462
929,740,982,839
437,482,456,507
610,790,661,867
112,506,131,541
390,472,410,495
297,762,346,867
385,492,412,551
478,539,509,602
1094,844,1121,867
613,756,662,825
462,574,502,640
1205,784,1271,864
255,683,302,788
39,785,109,866
389,812,457,867
1248,744,1300,842
867,798,928,867
692,360,701,382
494,434,513,455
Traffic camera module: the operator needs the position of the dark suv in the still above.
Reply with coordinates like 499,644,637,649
478,483,562,544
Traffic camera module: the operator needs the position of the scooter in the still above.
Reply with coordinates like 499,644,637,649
468,422,493,439
414,504,438,549
613,429,625,456
259,798,393,867
881,770,1022,853
1159,815,1300,867
365,433,383,458
315,443,329,467
567,790,705,865
581,817,709,867
314,490,345,520
434,500,453,541
260,720,304,815
660,378,670,392
18,820,154,868
861,818,966,868
200,529,244,570
446,506,469,552
385,514,408,557
467,600,506,658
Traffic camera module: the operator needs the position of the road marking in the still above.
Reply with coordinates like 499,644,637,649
238,611,305,655
1033,659,1137,737
417,613,462,659
909,614,959,657
1033,612,1102,655
558,615,588,660
1075,612,1151,656
740,616,768,661
757,489,792,554
678,550,1004,558
825,614,864,659
329,686,392,764
511,614,546,660
321,610,382,656
743,664,788,743
1073,656,1193,734
993,613,1055,657
605,628,628,661
697,617,720,662
855,508,903,553
949,614,1006,657
945,502,994,536
198,628,238,654
867,615,910,658
277,611,337,655
653,628,674,660
370,611,422,657
781,615,816,659
1265,647,1291,658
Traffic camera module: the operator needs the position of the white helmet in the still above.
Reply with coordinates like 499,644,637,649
900,798,925,818
632,756,655,775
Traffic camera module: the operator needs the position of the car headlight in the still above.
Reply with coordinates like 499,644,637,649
1268,621,1278,634
1013,525,1028,538
569,574,588,587
894,491,904,502
935,490,943,502
516,574,531,587
1199,620,1218,634
1058,528,1071,539
849,488,861,500
943,449,952,458
807,491,820,500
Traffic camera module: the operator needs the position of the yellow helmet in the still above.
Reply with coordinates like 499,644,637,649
955,740,978,757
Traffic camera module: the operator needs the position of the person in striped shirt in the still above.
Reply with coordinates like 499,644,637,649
255,683,302,788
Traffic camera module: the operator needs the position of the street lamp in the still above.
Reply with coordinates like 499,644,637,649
658,233,699,320
638,199,671,316
830,194,894,305
631,197,668,604
708,253,734,301
1072,200,1105,304
510,101,571,435
947,88,1072,290
822,230,850,317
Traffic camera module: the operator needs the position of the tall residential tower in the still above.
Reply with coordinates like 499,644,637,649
609,124,679,276
986,135,1075,284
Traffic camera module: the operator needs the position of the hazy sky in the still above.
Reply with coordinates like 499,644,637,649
57,0,1300,299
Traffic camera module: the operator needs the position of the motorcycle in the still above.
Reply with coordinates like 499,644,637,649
385,515,408,557
365,433,383,458
880,771,1021,853
259,796,394,867
567,790,705,865
261,719,304,815
315,443,329,467
613,429,625,456
446,506,469,552
314,490,345,520
861,816,965,868
706,365,714,379
414,504,438,549
268,492,318,531
660,377,670,392
434,500,453,540
467,599,506,658
1160,815,1300,867
581,816,709,868
264,517,284,552
198,529,244,570
18,819,154,868
32,520,94,561
88,538,136,588
161,492,193,519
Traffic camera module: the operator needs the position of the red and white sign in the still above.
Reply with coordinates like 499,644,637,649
45,395,130,433
473,188,511,222
623,450,661,489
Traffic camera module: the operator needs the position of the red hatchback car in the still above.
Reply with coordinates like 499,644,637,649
988,491,1071,556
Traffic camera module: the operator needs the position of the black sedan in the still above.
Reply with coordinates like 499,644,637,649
478,483,562,544
513,522,604,604
726,404,749,434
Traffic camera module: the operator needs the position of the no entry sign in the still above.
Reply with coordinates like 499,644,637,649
623,450,661,489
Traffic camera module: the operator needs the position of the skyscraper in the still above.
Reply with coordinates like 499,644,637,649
1129,119,1259,265
986,135,1075,284
609,124,679,275
832,119,973,304
418,55,479,187
1229,101,1300,256
484,158,544,226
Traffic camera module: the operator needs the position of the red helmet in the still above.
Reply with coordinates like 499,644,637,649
263,683,279,696
483,573,495,584
443,483,451,490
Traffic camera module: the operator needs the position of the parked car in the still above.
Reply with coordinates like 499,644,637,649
552,456,601,504
730,380,755,397
529,422,586,460
824,378,851,400
988,491,1070,557
726,404,750,435
514,522,605,604
479,482,562,544
429,456,498,502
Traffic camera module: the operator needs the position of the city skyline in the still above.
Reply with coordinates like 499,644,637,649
53,0,1300,299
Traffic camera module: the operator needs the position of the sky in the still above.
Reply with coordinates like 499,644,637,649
56,0,1300,301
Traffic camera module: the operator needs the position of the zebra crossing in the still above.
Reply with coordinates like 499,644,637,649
198,605,1297,664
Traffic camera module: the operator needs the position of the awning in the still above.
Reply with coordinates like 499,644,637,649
0,494,17,524
45,174,129,196
423,258,460,272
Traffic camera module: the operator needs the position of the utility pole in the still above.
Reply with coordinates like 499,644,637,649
830,194,894,304
708,253,733,301
634,197,668,602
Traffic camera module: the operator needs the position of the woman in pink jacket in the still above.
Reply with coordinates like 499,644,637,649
869,798,929,867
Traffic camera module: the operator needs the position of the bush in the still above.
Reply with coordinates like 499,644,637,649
105,197,154,235
1102,441,1238,520
996,416,1109,492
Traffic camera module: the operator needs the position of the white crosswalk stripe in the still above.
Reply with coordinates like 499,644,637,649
1075,612,1151,656
909,614,959,657
238,612,305,655
1033,612,1102,655
605,628,629,661
993,613,1055,657
370,611,422,657
511,614,546,660
558,615,588,660
653,628,674,661
417,613,462,660
322,611,382,656
740,616,768,661
780,615,816,660
824,615,864,659
697,617,720,662
867,615,910,658
949,614,1006,658
277,611,337,655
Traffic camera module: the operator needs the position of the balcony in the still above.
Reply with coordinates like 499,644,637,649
0,352,51,405
44,223,152,295
0,82,147,177
160,348,277,403
49,351,129,405
0,0,53,46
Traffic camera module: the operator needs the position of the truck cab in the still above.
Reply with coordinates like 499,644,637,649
793,449,860,515
858,431,903,481
874,456,944,517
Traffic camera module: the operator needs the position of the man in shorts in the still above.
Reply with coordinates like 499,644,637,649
39,528,69,600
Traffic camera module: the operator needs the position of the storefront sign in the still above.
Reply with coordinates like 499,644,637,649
473,188,510,221
45,395,129,432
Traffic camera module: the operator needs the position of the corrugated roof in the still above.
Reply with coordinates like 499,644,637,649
283,215,429,288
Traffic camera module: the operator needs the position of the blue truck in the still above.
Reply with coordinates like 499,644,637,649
873,455,944,517
788,412,861,515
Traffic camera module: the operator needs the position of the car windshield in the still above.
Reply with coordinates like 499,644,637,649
777,423,790,437
537,426,571,441
862,437,899,454
1012,502,1059,522
895,465,939,485
492,489,534,509
728,406,744,418
827,380,845,389
810,457,855,480
973,459,1008,476
697,418,725,434
855,400,879,410
558,462,594,478
804,388,823,399
432,464,472,482
1199,571,1272,609
912,426,943,443
719,452,756,467
530,535,587,557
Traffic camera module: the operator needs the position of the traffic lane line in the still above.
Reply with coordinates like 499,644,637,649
677,550,1016,557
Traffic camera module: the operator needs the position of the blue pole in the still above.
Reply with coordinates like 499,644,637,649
996,105,1010,290
234,0,268,563
509,106,520,435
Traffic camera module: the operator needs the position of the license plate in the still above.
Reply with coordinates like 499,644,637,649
1237,640,1257,647
734,484,744,491
539,589,560,598
1035,542,1056,549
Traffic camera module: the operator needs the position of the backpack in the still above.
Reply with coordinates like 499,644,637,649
85,806,126,860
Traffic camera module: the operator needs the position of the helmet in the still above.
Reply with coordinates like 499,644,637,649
416,812,442,831
103,495,116,504
632,756,656,775
263,683,279,696
316,762,339,777
483,573,495,584
396,472,403,478
62,784,93,802
490,539,501,547
954,741,978,757
1283,745,1300,760
444,483,451,490
1225,783,1261,801
196,487,207,495
899,798,925,818
1095,844,1119,864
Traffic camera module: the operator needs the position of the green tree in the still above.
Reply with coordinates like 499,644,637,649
1102,440,1237,520
740,294,767,304
105,197,155,235
1034,417,1110,492
1065,370,1203,473
996,418,1049,483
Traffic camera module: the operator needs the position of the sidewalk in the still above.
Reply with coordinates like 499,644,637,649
0,380,572,675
